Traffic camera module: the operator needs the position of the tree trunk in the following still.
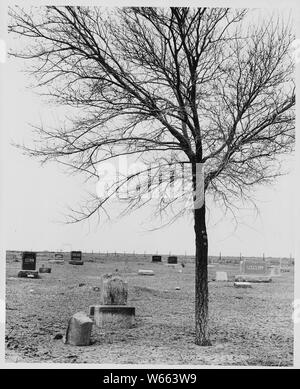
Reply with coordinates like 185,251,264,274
194,204,211,345
192,161,211,346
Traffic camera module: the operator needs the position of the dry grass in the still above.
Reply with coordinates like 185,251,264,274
5,255,294,366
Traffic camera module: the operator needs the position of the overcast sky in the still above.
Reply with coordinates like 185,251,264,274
0,5,297,258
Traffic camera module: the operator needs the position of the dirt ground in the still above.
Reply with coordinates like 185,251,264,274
5,255,294,366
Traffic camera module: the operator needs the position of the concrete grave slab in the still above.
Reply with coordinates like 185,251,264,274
235,274,272,283
138,269,155,276
18,270,39,279
234,282,252,288
89,305,135,329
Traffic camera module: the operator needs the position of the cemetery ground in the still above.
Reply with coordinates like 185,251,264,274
5,254,294,366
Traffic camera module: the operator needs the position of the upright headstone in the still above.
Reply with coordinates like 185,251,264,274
65,311,93,346
39,264,51,273
168,256,178,264
152,255,162,263
100,274,128,305
236,259,271,282
49,252,64,264
280,258,290,272
240,259,267,275
18,252,39,278
69,251,83,265
90,274,135,329
22,251,36,271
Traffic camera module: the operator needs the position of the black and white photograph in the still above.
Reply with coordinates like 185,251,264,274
1,0,299,369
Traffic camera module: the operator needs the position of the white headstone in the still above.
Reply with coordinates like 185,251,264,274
216,271,228,282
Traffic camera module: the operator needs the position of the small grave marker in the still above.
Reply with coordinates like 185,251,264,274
18,251,39,278
69,251,84,265
167,256,178,264
138,269,154,276
39,264,51,273
152,255,162,263
234,282,252,288
49,252,64,264
65,311,93,346
216,271,228,282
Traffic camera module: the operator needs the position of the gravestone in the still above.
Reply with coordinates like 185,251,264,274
65,311,93,346
100,274,128,305
280,258,290,272
18,252,39,278
168,256,178,264
138,269,154,276
234,282,252,288
49,252,64,264
152,255,162,263
39,264,51,273
69,251,84,265
89,274,135,329
22,251,36,270
239,259,267,274
270,266,281,277
216,271,228,282
235,259,271,282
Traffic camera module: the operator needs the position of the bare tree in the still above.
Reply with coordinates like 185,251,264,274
8,6,295,345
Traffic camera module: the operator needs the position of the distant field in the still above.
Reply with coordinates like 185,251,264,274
5,250,293,265
5,254,294,366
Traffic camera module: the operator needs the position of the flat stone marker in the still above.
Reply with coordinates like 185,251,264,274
216,271,228,281
69,260,84,265
234,282,252,288
235,274,271,283
100,274,128,305
39,266,51,273
65,311,93,346
18,270,39,279
165,263,179,268
138,269,154,276
89,305,135,329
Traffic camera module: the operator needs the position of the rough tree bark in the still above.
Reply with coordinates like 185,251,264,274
192,160,211,346
194,203,210,346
